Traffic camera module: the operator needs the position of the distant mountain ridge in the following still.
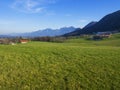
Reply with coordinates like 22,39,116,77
8,26,76,37
1,10,120,37
64,10,120,36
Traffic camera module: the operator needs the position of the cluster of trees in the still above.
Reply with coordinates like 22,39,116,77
31,36,67,43
0,37,23,45
0,36,68,44
1,34,110,44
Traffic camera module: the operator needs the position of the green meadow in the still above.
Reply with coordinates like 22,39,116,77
0,34,120,90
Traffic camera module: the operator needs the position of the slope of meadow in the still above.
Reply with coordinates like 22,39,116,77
0,34,120,90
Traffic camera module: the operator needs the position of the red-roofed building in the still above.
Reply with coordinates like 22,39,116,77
20,39,29,43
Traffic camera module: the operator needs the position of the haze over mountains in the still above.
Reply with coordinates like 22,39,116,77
8,26,76,37
64,10,120,36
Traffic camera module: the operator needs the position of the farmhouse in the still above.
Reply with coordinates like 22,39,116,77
92,32,112,40
96,32,112,38
20,39,29,43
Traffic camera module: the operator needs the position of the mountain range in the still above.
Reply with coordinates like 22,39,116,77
8,26,76,37
64,10,120,36
0,10,120,37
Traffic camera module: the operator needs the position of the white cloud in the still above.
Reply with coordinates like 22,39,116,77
11,0,56,13
78,20,88,23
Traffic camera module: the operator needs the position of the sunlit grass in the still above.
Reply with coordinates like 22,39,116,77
0,34,120,89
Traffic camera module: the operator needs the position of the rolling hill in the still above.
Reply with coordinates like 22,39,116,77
82,21,97,29
64,10,120,36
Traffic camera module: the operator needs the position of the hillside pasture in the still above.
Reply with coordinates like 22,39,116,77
0,34,120,90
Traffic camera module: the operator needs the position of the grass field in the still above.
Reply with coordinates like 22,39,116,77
0,34,120,90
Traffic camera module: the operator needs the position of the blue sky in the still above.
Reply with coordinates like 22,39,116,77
0,0,120,34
